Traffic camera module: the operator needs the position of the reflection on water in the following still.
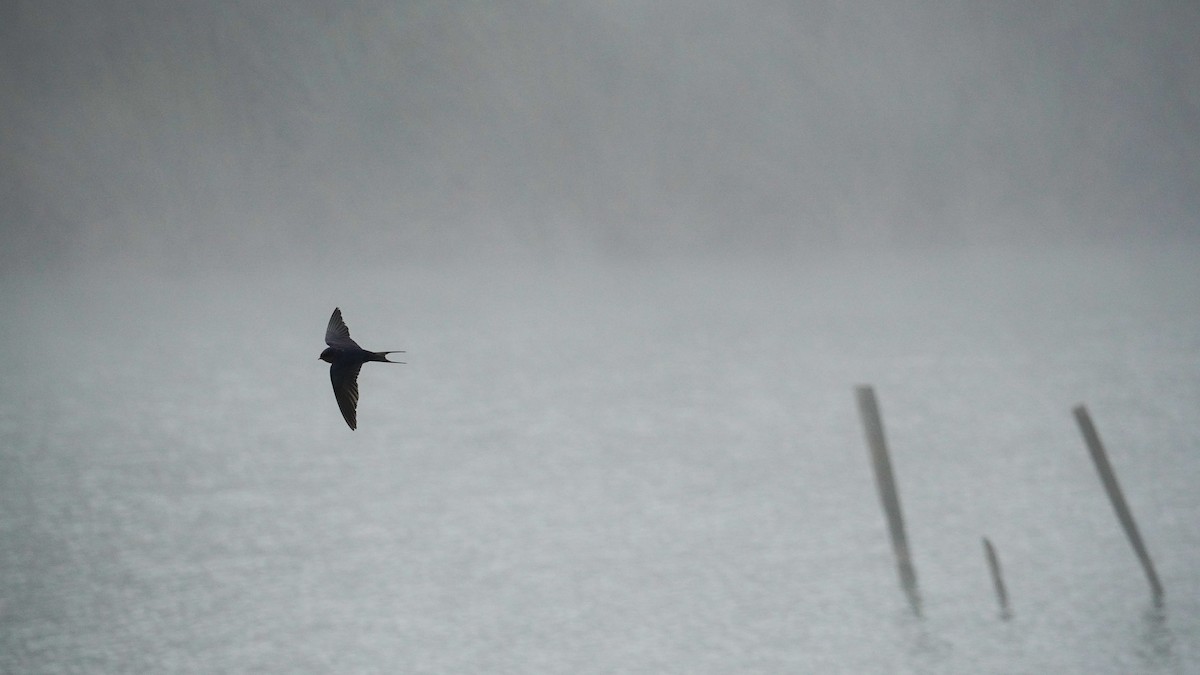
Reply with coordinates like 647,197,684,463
901,612,953,672
1138,604,1181,674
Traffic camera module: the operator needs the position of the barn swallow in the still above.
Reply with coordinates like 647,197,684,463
318,307,403,430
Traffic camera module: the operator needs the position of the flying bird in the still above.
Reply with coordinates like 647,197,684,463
318,307,403,430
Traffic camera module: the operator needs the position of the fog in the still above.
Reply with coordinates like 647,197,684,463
3,2,1200,673
3,1,1198,271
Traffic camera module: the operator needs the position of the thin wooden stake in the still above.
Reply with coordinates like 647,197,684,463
982,536,1011,619
1073,404,1164,605
856,385,921,616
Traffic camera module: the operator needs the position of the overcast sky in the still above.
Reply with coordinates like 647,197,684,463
3,1,1198,272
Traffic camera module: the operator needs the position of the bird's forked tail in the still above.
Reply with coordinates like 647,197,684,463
371,351,405,364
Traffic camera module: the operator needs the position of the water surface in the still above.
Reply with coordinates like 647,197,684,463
2,246,1197,673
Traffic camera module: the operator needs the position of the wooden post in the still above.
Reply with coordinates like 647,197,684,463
1073,405,1164,605
856,385,921,616
982,537,1011,619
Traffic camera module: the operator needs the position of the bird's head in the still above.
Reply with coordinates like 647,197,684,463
318,347,336,363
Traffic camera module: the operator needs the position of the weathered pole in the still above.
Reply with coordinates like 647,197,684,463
855,385,921,616
1073,404,1164,605
982,536,1011,619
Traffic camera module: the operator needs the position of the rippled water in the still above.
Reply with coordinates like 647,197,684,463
2,246,1198,673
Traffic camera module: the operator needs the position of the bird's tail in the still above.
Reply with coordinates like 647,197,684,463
372,351,405,364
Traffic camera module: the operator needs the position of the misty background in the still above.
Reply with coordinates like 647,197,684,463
3,1,1198,272
4,2,1200,673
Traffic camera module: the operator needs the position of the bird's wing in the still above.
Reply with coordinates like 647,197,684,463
325,307,362,349
330,362,363,430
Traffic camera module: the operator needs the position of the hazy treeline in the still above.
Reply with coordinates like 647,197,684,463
3,1,1198,270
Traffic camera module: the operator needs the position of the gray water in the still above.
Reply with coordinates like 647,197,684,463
2,245,1198,673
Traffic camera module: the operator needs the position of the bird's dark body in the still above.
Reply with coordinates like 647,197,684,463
319,346,395,366
318,308,403,430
